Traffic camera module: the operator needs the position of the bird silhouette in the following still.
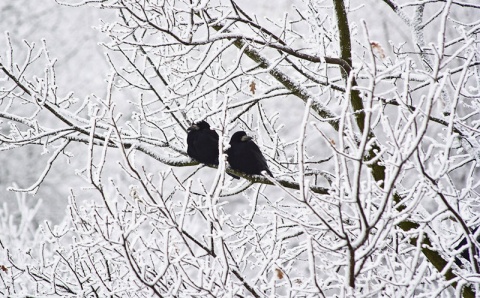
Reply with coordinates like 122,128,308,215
227,131,273,177
187,121,239,179
187,121,220,165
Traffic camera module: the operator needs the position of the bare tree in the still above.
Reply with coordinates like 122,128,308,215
1,0,480,296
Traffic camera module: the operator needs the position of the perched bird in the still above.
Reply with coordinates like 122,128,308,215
187,120,220,165
187,120,239,179
227,131,273,177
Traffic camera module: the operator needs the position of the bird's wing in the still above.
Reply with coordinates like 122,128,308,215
249,142,268,164
248,142,272,176
195,130,220,164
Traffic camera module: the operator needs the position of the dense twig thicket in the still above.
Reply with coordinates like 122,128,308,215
1,0,480,296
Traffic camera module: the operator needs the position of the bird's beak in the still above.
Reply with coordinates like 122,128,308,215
188,124,199,131
241,135,252,142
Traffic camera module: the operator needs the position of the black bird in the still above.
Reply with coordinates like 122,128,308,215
187,121,239,179
227,131,273,177
187,121,220,165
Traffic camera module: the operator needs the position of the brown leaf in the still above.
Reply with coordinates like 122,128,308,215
370,41,386,59
275,268,284,279
0,265,7,273
249,81,256,94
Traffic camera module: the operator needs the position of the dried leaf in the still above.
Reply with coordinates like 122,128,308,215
370,41,386,59
249,81,256,94
275,268,284,279
0,265,7,273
